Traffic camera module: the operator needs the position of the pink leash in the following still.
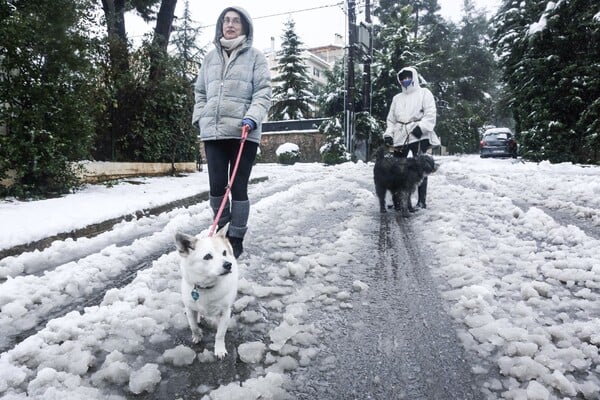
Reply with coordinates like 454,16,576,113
208,125,250,237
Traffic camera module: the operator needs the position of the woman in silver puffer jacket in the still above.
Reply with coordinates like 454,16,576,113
192,6,271,258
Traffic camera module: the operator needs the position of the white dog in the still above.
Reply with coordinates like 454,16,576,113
175,226,238,359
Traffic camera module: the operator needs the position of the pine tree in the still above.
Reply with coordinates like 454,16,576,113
318,61,383,164
269,19,315,120
170,0,205,82
371,2,417,121
440,0,497,153
315,60,348,163
492,0,545,158
316,59,346,118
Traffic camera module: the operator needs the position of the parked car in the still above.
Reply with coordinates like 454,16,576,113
480,128,518,158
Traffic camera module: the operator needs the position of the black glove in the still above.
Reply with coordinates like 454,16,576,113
412,125,423,139
384,136,394,146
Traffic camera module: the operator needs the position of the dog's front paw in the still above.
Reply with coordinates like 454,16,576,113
214,342,228,359
191,331,203,344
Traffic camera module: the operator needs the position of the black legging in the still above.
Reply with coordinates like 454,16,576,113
204,139,258,201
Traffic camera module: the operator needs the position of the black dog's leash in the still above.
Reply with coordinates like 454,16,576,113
393,118,421,153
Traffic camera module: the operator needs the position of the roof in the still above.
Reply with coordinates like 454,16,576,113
484,127,512,135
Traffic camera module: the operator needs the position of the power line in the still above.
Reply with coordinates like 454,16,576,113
199,2,345,29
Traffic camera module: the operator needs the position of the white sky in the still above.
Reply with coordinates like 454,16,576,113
127,0,502,52
1,155,599,398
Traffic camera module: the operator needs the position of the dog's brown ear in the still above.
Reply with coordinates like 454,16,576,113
175,232,197,256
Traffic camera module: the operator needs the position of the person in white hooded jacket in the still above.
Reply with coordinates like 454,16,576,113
383,66,439,209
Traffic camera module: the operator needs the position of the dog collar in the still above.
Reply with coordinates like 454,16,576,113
191,283,215,301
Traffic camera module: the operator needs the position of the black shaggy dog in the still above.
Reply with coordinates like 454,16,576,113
373,146,437,217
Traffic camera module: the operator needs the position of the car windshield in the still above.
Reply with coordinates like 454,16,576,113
484,133,510,140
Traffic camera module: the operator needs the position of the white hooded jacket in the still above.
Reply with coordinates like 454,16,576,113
383,66,440,148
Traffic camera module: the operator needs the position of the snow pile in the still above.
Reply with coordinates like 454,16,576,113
421,157,600,399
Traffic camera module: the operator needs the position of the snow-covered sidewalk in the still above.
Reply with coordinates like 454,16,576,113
0,172,213,252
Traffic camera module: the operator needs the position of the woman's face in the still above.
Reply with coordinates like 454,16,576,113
222,11,243,40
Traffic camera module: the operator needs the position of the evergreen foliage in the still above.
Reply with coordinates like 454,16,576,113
316,60,346,118
276,143,300,165
492,0,600,163
439,0,496,154
370,3,416,120
0,0,99,197
93,36,196,164
317,61,364,165
126,42,198,165
170,1,205,83
371,0,500,155
0,0,202,198
269,19,315,120
2,0,599,199
319,118,351,165
119,1,200,166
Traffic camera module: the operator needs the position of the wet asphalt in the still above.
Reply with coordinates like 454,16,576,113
291,213,485,400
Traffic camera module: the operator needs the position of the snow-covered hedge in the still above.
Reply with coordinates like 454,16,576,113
275,143,300,165
318,118,351,165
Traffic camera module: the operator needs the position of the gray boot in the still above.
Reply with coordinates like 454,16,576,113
228,200,250,258
209,194,231,229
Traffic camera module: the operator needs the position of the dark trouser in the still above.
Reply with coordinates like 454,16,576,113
204,139,258,238
393,139,430,205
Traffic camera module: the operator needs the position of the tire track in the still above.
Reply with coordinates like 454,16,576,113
290,182,485,399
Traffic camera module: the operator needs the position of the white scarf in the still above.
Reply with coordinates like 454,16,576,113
220,35,247,63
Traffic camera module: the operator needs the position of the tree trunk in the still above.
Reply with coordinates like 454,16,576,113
149,0,178,82
101,0,129,74
100,0,130,160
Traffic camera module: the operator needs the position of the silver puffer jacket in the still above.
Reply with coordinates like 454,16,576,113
192,6,271,144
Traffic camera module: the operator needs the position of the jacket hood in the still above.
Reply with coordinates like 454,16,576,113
215,6,254,46
397,66,421,93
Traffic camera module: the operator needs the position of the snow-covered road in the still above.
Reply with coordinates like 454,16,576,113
1,156,599,399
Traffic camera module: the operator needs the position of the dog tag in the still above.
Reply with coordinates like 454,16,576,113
191,289,200,301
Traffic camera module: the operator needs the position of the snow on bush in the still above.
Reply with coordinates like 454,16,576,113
275,143,300,165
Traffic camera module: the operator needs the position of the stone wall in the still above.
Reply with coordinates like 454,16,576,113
198,130,326,164
259,131,325,163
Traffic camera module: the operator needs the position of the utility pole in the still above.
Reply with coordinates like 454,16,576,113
345,0,356,156
362,0,372,160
